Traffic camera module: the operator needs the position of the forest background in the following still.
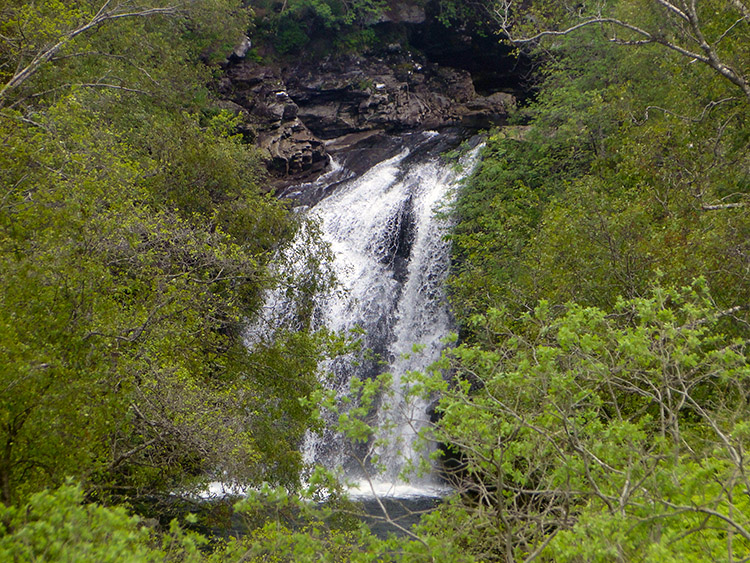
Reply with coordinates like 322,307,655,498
0,0,749,561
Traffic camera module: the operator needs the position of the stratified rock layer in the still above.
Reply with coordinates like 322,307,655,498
219,38,516,194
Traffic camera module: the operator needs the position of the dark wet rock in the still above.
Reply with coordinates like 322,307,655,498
326,130,405,176
279,54,499,139
376,194,416,284
218,17,519,197
257,119,327,178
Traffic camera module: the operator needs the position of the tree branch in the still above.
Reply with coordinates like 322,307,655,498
701,202,747,210
108,436,161,470
493,2,750,102
728,0,750,21
660,501,750,543
0,2,177,106
21,82,152,103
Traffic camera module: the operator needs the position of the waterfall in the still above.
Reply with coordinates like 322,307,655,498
299,134,482,498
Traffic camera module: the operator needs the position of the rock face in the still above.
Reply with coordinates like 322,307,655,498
218,35,516,193
378,1,427,24
218,62,328,184
282,53,513,138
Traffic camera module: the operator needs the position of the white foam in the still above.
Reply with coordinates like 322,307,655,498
346,480,453,499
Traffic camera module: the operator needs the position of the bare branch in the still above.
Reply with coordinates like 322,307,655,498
715,17,748,45
728,0,750,21
0,2,177,106
49,51,162,86
108,436,161,470
503,17,656,46
660,501,750,543
657,0,691,20
21,82,152,102
701,202,747,210
492,2,750,102
635,97,739,124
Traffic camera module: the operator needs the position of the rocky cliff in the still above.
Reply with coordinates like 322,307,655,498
218,4,524,199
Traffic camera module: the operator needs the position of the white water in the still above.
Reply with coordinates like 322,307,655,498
301,136,482,498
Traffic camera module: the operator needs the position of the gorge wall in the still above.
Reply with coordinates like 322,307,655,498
216,1,527,202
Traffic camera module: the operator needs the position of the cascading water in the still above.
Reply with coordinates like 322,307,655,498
298,133,482,498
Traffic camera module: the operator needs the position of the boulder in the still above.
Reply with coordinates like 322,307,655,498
232,36,252,59
258,119,327,179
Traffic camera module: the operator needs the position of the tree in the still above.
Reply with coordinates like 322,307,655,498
489,0,750,102
0,483,208,562
448,11,750,339
0,99,324,504
409,281,750,561
0,1,177,106
432,1,750,559
0,0,249,109
0,0,334,506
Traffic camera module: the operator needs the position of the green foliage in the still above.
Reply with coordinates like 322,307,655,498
441,5,749,558
281,0,385,27
251,0,388,56
411,282,750,561
432,0,487,28
0,1,251,109
0,483,207,562
0,0,334,507
449,23,750,343
2,2,748,562
275,16,310,54
334,28,378,53
448,32,619,329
